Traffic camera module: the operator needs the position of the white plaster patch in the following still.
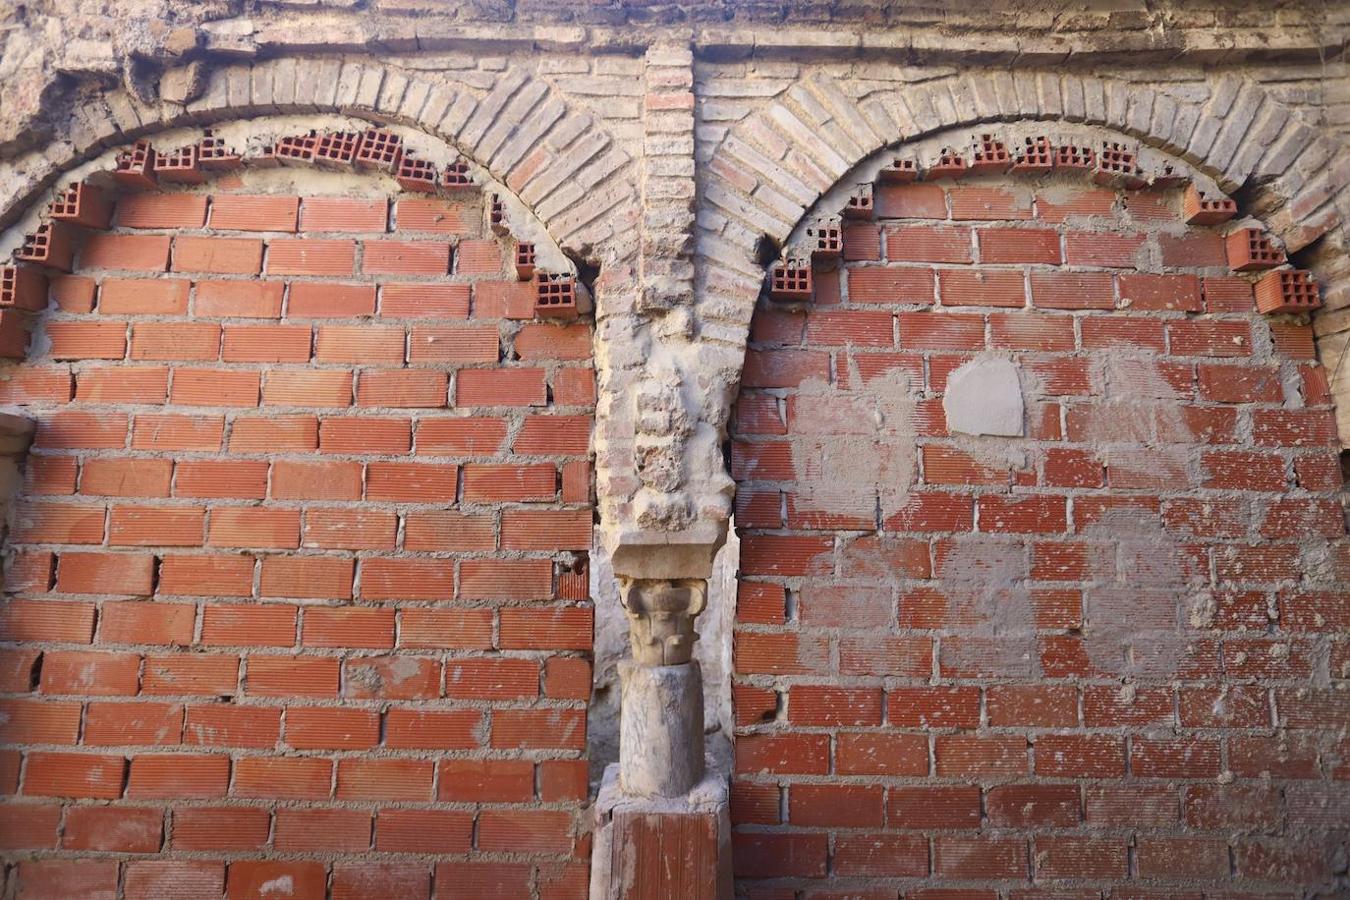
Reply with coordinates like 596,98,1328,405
943,355,1024,437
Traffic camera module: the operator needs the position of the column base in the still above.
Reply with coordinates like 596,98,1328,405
589,764,732,900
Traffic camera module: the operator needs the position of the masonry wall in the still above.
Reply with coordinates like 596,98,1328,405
0,174,594,898
730,165,1350,896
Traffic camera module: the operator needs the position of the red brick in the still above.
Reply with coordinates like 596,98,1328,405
75,366,167,403
171,807,270,851
23,752,125,798
337,758,433,801
499,607,591,651
1064,231,1146,267
232,756,332,798
395,197,479,234
935,734,1028,777
13,860,119,899
300,197,388,232
46,321,126,359
108,506,204,546
1030,271,1114,309
319,416,412,453
875,182,946,218
887,225,973,263
288,281,376,318
125,861,225,900
142,654,239,695
245,656,339,699
938,268,1026,309
131,413,223,450
200,604,297,647
99,278,189,314
835,732,927,776
221,323,312,362
988,784,1080,827
1118,273,1202,311
116,193,208,228
262,369,353,407
129,322,221,360
35,411,127,449
55,551,153,596
209,194,299,231
285,708,380,750
313,324,403,363
171,236,263,274
195,280,285,317
226,861,327,900
97,601,195,646
408,324,499,362
185,705,280,748
126,753,229,798
81,234,171,271
170,368,261,407
950,185,1031,220
266,238,356,276
380,282,469,318
363,240,451,275
156,555,254,598
978,227,1062,263
933,836,1027,879
260,556,354,599
51,275,96,312
376,809,473,854
456,367,547,406
303,508,397,550
208,507,300,548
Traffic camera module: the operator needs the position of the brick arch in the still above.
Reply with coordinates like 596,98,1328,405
0,58,639,267
724,144,1349,897
697,71,1347,345
0,141,598,895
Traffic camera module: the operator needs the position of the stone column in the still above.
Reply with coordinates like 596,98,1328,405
616,579,707,797
592,578,731,900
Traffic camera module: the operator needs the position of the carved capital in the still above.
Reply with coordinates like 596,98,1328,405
619,578,707,666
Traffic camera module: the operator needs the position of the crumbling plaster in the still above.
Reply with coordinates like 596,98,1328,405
2,0,1349,663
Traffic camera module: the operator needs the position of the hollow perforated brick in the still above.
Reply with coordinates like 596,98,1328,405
807,221,843,261
842,184,873,220
1094,142,1144,188
1225,228,1285,271
515,243,537,280
355,129,404,171
153,145,205,185
395,155,438,193
442,160,474,189
197,129,242,171
313,132,361,168
16,223,75,271
0,309,30,358
1054,143,1096,172
535,272,579,319
490,195,508,235
1011,136,1055,174
1254,269,1320,314
274,133,318,164
927,148,968,180
970,135,1012,174
49,182,113,229
0,265,47,311
114,140,157,190
1183,185,1238,225
877,158,918,184
770,262,813,302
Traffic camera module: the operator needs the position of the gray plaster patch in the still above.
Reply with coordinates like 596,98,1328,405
935,534,1039,678
1081,508,1211,680
944,355,1024,437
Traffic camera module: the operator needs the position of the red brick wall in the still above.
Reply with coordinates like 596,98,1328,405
0,181,593,899
730,175,1349,895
